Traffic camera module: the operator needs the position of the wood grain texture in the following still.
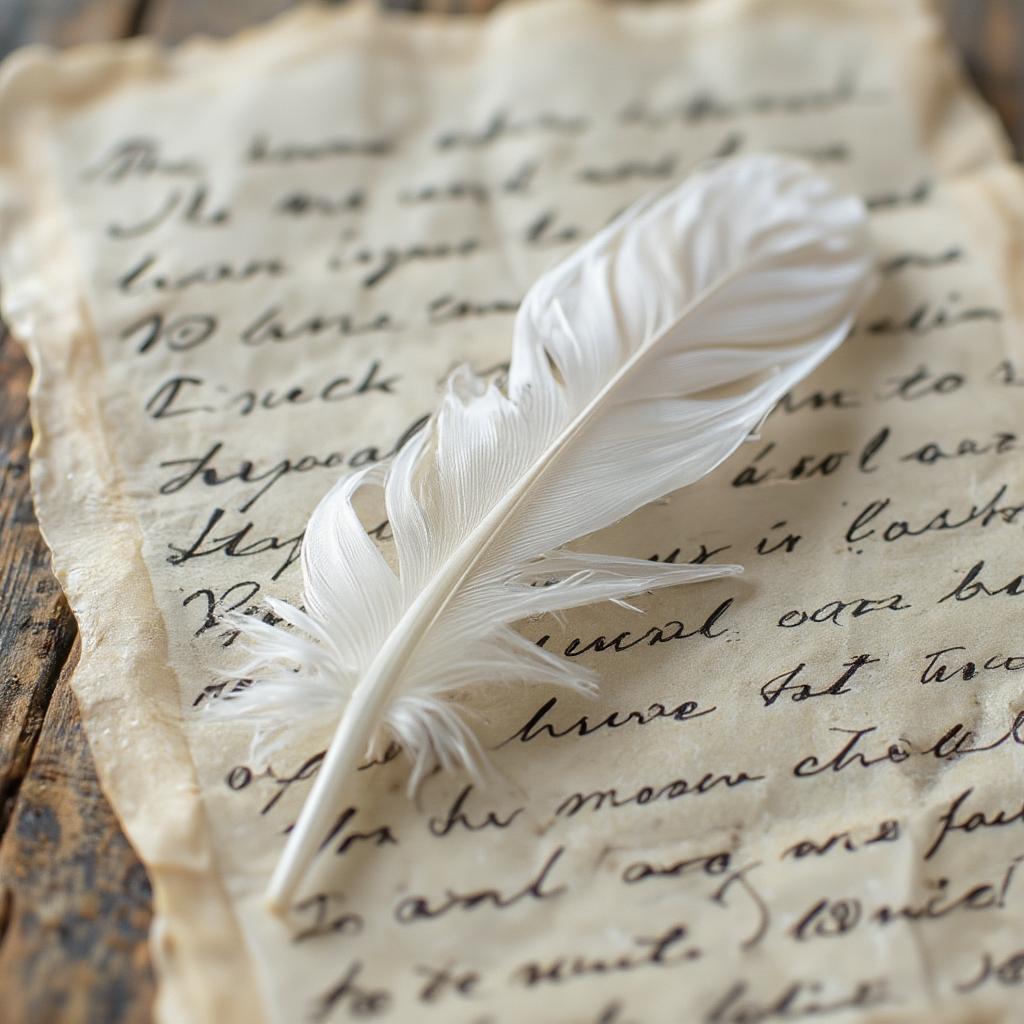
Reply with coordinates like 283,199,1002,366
139,0,308,44
0,2,1019,1021
941,0,1024,156
0,0,141,54
0,640,154,1024
0,332,77,839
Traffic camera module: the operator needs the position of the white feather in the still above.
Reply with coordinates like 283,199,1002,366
224,154,875,910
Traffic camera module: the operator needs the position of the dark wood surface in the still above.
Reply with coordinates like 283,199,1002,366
0,2,1020,1021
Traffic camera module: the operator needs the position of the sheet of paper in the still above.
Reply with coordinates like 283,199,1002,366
2,1,1024,1020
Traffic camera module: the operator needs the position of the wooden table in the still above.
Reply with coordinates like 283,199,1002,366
0,1,1020,1020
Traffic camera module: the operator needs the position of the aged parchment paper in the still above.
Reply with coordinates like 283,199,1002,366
2,1,1024,1021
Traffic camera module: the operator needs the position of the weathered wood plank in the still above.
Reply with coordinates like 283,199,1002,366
941,0,1024,155
137,0,529,41
0,0,141,55
0,640,154,1023
140,0,303,43
0,333,77,838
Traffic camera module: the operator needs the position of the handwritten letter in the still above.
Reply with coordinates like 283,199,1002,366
1,1,1023,1021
